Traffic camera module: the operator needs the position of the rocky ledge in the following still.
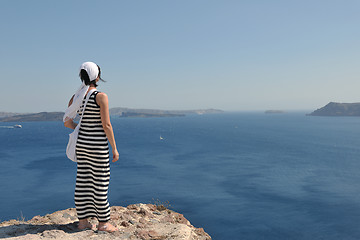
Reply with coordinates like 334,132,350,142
0,204,211,240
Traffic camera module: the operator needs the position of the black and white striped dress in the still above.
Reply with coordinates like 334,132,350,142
74,90,111,222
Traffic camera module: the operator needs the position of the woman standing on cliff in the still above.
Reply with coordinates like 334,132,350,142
63,62,119,232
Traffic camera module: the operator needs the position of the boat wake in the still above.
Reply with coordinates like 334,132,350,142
0,125,22,129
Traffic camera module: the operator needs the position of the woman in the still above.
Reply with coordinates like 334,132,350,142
64,62,119,232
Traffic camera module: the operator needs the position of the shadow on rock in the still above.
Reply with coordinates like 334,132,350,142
0,222,87,238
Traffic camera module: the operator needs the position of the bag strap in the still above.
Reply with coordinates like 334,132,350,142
78,89,96,127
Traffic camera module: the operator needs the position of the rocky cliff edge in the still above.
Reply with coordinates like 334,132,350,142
0,203,211,240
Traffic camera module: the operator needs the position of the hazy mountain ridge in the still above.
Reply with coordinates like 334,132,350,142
0,112,23,119
0,108,224,122
109,107,223,116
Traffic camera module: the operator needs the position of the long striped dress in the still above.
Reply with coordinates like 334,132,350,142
74,90,111,222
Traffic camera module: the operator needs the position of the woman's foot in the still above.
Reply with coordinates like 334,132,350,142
97,222,118,233
78,219,96,230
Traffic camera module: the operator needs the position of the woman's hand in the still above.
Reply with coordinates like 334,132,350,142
112,148,119,162
64,119,77,129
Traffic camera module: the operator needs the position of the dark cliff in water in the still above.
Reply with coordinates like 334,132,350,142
308,102,360,116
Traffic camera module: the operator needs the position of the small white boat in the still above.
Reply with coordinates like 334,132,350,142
14,125,22,128
160,136,164,140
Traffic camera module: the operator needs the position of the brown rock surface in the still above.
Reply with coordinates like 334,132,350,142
0,204,211,240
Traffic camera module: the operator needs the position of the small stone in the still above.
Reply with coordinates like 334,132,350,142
121,233,132,239
124,210,138,219
111,214,121,220
120,221,130,227
149,230,166,239
194,228,212,239
136,223,146,229
174,213,189,224
195,227,206,235
156,205,167,211
127,204,139,210
150,218,160,223
31,215,41,221
41,230,66,238
112,206,126,211
62,213,72,219
161,215,175,224
138,208,148,216
146,204,157,211
136,229,163,240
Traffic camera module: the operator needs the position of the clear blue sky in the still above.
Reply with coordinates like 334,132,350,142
1,0,360,112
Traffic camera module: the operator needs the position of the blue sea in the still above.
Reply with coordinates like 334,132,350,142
1,112,360,240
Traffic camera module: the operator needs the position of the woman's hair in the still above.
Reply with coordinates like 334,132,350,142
79,65,105,87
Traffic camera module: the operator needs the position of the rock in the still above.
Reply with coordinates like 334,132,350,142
194,227,211,238
120,221,130,227
31,216,41,221
149,219,160,224
146,204,157,211
136,223,146,229
135,229,165,240
174,213,190,225
40,230,66,238
127,204,139,210
138,208,148,216
0,203,212,239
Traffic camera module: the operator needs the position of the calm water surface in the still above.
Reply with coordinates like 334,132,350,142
1,112,360,240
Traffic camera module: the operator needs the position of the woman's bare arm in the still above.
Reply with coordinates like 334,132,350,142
97,92,119,162
64,95,77,130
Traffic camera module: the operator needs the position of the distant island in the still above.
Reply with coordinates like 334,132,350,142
0,108,224,122
308,102,360,116
0,112,64,122
265,110,284,114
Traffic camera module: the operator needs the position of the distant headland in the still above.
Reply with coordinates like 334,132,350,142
308,102,360,116
0,108,224,122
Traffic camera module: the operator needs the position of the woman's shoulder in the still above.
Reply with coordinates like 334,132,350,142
95,92,108,98
94,92,108,106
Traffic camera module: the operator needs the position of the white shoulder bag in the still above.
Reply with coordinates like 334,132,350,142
66,89,96,162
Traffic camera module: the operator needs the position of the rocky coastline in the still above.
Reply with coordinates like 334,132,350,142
0,203,211,240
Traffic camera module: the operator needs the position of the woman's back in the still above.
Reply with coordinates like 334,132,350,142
64,62,119,232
